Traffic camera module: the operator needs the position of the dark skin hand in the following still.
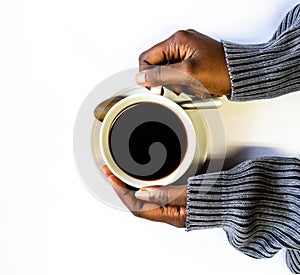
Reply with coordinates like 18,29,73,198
102,165,187,228
102,30,231,227
136,29,231,98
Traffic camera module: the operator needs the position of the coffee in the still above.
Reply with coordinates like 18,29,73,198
109,102,188,180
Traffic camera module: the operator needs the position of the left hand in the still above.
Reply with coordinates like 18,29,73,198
136,29,231,98
101,165,187,228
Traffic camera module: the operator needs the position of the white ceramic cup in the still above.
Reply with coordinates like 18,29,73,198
98,86,220,188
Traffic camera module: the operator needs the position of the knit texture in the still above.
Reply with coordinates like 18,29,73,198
187,157,300,272
222,4,300,101
187,4,300,274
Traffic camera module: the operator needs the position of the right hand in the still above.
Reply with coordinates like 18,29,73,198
136,29,231,99
102,165,187,228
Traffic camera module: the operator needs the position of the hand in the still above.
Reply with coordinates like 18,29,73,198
101,165,187,228
136,29,231,98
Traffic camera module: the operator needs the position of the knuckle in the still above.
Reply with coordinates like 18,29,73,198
173,30,189,39
130,200,144,218
138,50,148,65
149,190,157,202
147,66,162,84
159,205,167,215
186,29,199,35
181,60,193,73
158,188,170,205
131,209,141,218
149,188,169,204
179,61,197,86
154,66,162,81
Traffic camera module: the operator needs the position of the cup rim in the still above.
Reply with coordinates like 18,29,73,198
99,93,197,188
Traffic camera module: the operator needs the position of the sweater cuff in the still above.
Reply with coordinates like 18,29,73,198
186,164,249,232
186,156,300,261
186,159,260,231
186,170,225,231
222,40,272,101
222,38,300,101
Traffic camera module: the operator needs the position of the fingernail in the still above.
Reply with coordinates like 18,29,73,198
136,72,146,84
135,190,150,201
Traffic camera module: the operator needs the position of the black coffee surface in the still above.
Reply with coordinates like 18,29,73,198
109,102,187,180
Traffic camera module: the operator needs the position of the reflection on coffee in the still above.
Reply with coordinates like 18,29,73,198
109,102,187,180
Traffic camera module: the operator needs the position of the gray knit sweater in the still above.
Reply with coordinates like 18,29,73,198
186,4,300,274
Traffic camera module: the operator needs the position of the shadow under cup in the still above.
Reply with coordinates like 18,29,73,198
100,94,202,188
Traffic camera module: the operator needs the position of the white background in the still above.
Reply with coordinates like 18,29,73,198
1,0,300,274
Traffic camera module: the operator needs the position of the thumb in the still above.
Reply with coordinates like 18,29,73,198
136,63,194,87
135,185,187,206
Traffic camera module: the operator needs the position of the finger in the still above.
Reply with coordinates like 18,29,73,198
136,63,193,87
135,185,187,206
137,205,186,228
138,37,179,69
136,63,210,99
107,174,141,210
185,29,198,34
107,175,186,227
101,165,112,177
138,30,199,70
107,174,158,212
163,84,210,99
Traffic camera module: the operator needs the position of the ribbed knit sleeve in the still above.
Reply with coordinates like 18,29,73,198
222,4,300,101
186,5,300,273
187,157,300,273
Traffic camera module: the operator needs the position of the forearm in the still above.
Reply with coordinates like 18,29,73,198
223,4,300,101
187,157,300,271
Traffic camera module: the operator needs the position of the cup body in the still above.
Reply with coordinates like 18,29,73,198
99,92,209,188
